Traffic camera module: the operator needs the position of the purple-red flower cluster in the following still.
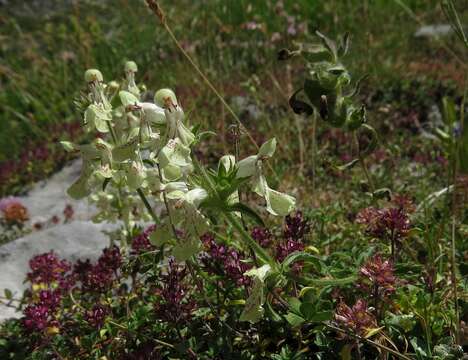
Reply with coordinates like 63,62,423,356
154,258,195,324
251,226,272,248
200,232,252,286
85,304,108,329
73,246,122,292
356,206,410,241
23,289,62,333
334,299,376,337
131,225,157,255
359,254,397,297
27,251,71,285
275,212,309,262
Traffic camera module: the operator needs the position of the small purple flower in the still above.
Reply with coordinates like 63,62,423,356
200,233,251,286
251,226,272,248
154,258,196,324
276,239,305,263
359,254,397,298
85,304,108,329
23,304,53,332
283,211,310,241
131,225,157,255
334,299,376,337
98,245,122,272
356,207,410,241
27,252,71,285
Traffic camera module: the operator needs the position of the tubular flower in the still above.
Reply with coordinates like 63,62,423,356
236,138,296,216
359,254,397,297
334,299,376,336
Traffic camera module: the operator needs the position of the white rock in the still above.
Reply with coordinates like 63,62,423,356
0,221,119,321
414,24,452,38
18,159,96,224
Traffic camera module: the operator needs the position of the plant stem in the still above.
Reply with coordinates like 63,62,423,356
224,211,276,268
353,131,375,193
145,0,280,182
136,188,159,224
311,112,318,193
325,323,412,360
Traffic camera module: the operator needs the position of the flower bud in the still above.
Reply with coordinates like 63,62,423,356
154,88,178,108
125,61,138,73
108,81,120,91
84,69,103,83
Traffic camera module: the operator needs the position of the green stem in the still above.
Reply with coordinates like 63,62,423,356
136,188,158,224
353,131,375,193
224,211,276,269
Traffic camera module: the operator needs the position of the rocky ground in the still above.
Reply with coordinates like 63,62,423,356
0,160,118,321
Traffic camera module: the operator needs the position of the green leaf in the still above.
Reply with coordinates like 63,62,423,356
282,251,321,272
240,277,265,323
285,312,305,327
149,225,172,246
112,138,138,162
309,310,332,322
265,300,282,322
315,31,338,61
67,167,92,200
258,138,277,158
302,43,333,63
299,302,315,320
4,289,12,300
334,158,359,171
60,141,77,152
172,237,201,262
364,326,384,339
359,124,379,157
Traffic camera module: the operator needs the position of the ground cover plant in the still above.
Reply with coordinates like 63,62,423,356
0,0,467,359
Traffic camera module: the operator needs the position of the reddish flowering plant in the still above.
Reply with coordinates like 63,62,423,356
27,251,71,285
334,299,376,337
73,246,122,293
251,226,272,248
154,258,196,324
131,225,157,255
23,290,62,333
275,212,309,262
359,254,397,298
356,206,410,259
85,304,108,329
200,232,252,286
0,197,29,226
